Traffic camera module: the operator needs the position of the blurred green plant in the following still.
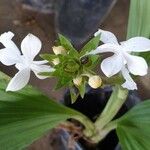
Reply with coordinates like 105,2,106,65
127,0,150,64
117,100,150,150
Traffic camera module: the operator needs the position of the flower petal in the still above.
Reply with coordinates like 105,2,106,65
0,48,22,66
0,31,15,48
121,67,137,90
94,29,119,44
87,43,120,55
0,31,14,41
124,53,148,76
101,54,124,77
33,60,48,65
31,64,55,79
6,68,30,91
21,34,42,61
0,31,20,56
121,37,150,52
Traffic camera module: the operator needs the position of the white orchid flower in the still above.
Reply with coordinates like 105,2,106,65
88,29,150,90
0,31,54,91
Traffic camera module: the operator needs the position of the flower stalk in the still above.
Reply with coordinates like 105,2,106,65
91,85,128,143
72,114,96,138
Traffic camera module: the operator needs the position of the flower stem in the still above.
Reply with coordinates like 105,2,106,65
73,113,96,138
92,85,128,142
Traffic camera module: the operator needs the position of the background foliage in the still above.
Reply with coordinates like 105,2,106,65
127,0,150,64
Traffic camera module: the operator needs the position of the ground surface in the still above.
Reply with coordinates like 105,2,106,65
0,0,150,149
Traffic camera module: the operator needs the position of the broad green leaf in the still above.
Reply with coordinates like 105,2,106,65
80,35,100,56
127,0,150,39
0,72,94,150
127,0,150,64
116,100,150,150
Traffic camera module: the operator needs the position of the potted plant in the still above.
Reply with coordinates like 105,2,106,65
0,0,150,150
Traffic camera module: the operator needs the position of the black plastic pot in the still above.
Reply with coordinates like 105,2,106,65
55,0,117,47
61,86,141,150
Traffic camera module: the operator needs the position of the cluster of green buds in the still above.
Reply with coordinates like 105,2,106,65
53,45,102,88
40,34,102,102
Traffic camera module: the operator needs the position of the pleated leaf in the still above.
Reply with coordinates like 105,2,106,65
0,72,92,150
117,100,150,150
127,0,150,64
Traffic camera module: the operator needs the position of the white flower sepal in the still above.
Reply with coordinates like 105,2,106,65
88,29,150,90
0,31,54,91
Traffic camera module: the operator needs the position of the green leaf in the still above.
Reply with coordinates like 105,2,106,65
40,54,57,62
80,35,100,56
127,0,150,39
58,34,78,57
137,52,150,65
0,72,94,150
77,80,86,99
55,76,72,89
116,100,150,150
87,55,100,69
38,71,54,77
70,87,79,103
127,0,150,64
52,67,73,89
